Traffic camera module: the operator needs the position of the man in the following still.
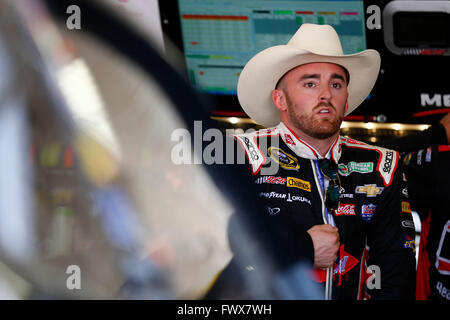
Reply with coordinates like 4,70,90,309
228,24,416,299
379,112,450,153
379,112,450,300
401,143,450,300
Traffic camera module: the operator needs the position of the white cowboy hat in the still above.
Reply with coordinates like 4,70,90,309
237,23,381,127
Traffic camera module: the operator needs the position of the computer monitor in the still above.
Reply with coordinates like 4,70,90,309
160,0,367,113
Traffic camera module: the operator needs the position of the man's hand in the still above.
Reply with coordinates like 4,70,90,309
307,224,340,268
439,112,450,144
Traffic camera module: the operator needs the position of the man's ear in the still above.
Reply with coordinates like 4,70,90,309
272,89,288,112
344,100,349,114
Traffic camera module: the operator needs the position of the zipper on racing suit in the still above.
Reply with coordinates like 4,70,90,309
312,159,335,300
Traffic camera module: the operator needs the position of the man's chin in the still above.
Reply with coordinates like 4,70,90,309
309,130,339,139
309,121,341,139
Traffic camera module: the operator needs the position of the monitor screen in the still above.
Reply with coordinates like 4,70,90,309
393,11,449,48
163,0,367,98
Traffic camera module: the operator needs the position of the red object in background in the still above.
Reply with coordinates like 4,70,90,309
419,49,446,56
412,109,450,118
211,110,248,117
29,142,37,164
63,146,74,168
416,214,432,300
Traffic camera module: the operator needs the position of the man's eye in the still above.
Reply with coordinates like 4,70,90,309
304,82,316,88
332,83,342,89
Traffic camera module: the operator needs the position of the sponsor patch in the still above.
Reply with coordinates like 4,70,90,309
436,282,450,300
402,188,409,198
244,137,260,161
403,236,415,252
261,128,277,135
266,207,280,216
268,147,300,170
335,203,356,216
383,150,394,174
255,176,286,185
341,137,366,146
259,191,286,199
402,220,415,229
355,184,384,197
404,153,412,166
286,177,311,192
286,193,311,205
234,134,266,174
339,186,353,199
259,191,311,205
361,203,376,222
426,147,432,162
436,221,450,275
284,134,296,146
338,162,373,176
417,149,424,166
401,201,412,213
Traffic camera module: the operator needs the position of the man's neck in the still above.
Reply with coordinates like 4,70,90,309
285,124,340,158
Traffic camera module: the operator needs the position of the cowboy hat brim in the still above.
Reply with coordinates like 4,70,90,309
237,45,381,127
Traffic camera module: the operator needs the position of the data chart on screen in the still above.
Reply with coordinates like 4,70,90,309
177,0,366,95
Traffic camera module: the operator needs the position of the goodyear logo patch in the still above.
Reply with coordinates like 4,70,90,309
287,177,311,192
268,147,300,170
401,201,412,213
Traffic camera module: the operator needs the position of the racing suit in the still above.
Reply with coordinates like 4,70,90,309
231,122,416,299
403,145,450,300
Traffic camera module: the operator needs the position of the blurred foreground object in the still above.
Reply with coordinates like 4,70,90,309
0,0,320,300
0,0,232,299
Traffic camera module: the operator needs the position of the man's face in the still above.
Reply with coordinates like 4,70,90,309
274,62,349,140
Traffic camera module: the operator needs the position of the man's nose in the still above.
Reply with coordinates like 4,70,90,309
319,85,332,101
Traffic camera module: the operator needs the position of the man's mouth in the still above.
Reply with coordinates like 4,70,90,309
316,106,334,115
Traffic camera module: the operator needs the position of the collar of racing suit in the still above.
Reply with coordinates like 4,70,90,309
277,122,341,163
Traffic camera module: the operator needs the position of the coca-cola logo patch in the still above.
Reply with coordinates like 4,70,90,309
334,203,356,216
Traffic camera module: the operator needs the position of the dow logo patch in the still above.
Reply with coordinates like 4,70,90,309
338,162,373,176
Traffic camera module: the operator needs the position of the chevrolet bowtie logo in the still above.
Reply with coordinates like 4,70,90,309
355,184,384,197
